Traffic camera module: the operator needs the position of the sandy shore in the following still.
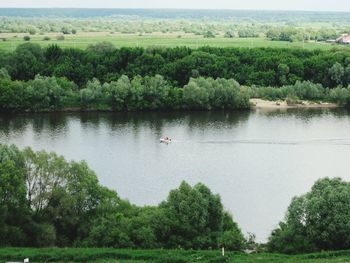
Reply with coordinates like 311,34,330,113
250,98,339,109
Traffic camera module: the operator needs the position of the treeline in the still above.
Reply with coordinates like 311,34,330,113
1,16,349,42
0,72,250,111
0,144,245,249
246,80,350,105
3,143,350,254
2,69,350,112
1,43,350,88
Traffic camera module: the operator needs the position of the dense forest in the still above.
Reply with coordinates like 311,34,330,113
0,43,350,111
1,43,350,87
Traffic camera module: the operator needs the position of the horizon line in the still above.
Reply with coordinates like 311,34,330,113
0,7,349,13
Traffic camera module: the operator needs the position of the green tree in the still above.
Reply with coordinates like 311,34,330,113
268,177,350,253
9,43,44,80
160,181,244,250
277,63,290,85
329,62,345,86
0,67,10,79
0,145,29,246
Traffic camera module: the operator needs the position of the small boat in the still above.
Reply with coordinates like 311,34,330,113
160,137,172,143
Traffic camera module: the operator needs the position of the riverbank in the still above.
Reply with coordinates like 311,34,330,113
1,100,342,113
251,99,339,109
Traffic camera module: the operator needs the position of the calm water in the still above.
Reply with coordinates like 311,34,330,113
1,108,350,242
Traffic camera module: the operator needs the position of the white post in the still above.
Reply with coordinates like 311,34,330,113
221,246,225,256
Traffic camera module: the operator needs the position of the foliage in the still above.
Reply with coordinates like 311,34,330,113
329,86,350,105
249,81,328,101
268,178,350,254
56,35,65,41
0,144,244,249
1,43,350,89
183,77,249,109
0,74,77,111
0,73,249,111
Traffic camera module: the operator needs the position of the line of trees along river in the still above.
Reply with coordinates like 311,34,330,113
1,70,350,112
0,43,350,112
2,143,350,254
1,43,350,87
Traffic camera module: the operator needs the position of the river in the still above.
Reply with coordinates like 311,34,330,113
1,108,350,242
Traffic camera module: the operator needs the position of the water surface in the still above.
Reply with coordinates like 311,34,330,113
1,108,350,242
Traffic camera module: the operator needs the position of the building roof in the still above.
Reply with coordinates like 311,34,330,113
336,34,350,43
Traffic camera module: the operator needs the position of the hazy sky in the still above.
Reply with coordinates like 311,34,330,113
1,0,350,12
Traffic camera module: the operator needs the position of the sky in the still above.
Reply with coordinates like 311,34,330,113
0,0,350,12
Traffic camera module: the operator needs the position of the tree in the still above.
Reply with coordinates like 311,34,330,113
160,181,244,249
80,78,104,107
45,44,62,62
0,145,29,246
9,43,45,80
56,35,65,41
268,178,350,253
277,63,290,85
329,62,345,86
344,65,350,85
203,31,215,38
0,67,10,79
87,42,115,54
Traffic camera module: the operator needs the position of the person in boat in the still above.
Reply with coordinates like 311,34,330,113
163,136,171,141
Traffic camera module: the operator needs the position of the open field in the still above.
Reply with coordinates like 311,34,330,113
3,248,350,263
0,32,349,51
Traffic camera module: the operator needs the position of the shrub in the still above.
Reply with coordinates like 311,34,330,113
286,95,300,105
56,35,65,41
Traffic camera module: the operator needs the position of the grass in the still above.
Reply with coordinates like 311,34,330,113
3,248,350,263
0,32,349,51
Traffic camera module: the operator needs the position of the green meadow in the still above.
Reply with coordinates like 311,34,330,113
0,32,347,51
2,248,350,263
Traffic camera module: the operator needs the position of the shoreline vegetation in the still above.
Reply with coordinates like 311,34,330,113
1,43,350,112
0,73,348,112
2,144,350,258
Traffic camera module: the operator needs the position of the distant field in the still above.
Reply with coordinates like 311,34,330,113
3,248,350,263
0,32,349,51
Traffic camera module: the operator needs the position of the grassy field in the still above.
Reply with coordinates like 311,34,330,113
0,32,349,51
2,248,350,263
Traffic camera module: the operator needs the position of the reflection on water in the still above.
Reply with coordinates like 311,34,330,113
1,108,350,242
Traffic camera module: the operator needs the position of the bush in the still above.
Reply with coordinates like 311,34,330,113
43,36,51,41
329,86,350,105
253,81,327,102
183,77,250,110
23,35,30,41
56,35,65,41
286,95,300,105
